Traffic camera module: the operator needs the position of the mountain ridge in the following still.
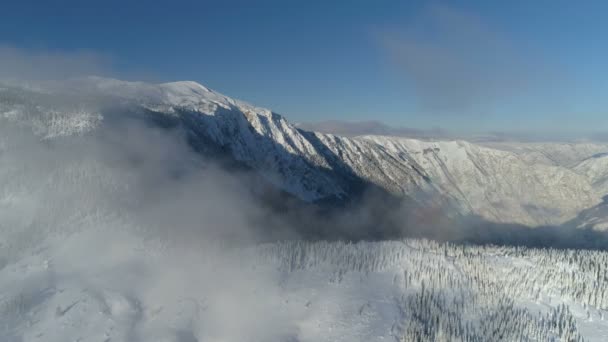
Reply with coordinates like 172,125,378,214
1,77,606,228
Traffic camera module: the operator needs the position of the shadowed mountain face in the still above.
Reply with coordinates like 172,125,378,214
2,77,608,247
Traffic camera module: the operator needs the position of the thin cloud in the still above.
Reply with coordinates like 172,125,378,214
380,4,563,115
0,45,113,81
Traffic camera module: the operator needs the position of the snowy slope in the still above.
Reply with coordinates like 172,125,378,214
560,154,608,231
1,78,439,204
482,142,608,168
574,153,608,198
568,201,608,231
363,136,600,226
0,77,603,226
567,191,608,232
77,77,445,203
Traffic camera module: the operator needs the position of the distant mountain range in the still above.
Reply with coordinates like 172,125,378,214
295,120,449,139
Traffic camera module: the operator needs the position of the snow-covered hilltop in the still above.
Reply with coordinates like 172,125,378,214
1,77,607,227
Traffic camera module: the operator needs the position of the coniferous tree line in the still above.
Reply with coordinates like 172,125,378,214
258,239,607,341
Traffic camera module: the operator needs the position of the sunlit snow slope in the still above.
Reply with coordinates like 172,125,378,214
364,137,601,226
575,153,608,198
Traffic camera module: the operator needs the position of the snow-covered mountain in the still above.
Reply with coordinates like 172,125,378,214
574,153,608,198
482,142,608,168
568,200,608,231
364,137,601,226
561,154,608,231
0,77,606,227
0,78,438,204
4,77,608,342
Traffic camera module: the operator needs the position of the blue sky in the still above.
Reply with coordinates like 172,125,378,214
1,0,607,135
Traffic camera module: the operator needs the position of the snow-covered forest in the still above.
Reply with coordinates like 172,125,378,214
263,239,608,341
3,236,608,341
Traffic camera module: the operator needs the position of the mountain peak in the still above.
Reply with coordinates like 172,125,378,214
160,80,210,94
